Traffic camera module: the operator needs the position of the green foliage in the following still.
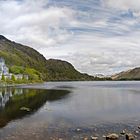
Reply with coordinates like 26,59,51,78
9,65,42,83
1,74,5,81
11,75,16,81
10,66,24,74
24,68,41,81
5,79,14,84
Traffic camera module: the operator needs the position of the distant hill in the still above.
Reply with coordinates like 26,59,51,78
0,35,95,81
46,59,95,81
112,67,140,80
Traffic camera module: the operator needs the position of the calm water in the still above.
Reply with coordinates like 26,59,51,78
1,81,140,139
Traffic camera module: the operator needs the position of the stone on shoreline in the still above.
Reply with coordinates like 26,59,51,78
126,133,134,140
76,128,81,132
91,136,98,140
120,130,126,135
106,133,119,140
20,107,31,112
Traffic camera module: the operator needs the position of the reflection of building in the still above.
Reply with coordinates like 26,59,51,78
14,88,23,95
0,88,24,108
0,88,12,107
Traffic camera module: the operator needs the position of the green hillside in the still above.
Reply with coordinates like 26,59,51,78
46,59,95,81
0,35,95,81
0,35,47,79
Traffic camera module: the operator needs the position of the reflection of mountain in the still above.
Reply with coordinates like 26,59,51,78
0,88,70,128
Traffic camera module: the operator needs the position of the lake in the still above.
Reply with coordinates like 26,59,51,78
1,81,140,139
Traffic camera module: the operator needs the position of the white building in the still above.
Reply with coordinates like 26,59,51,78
0,57,29,80
0,58,9,75
14,74,29,80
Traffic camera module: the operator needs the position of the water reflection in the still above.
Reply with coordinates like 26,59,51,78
0,87,70,128
0,88,24,108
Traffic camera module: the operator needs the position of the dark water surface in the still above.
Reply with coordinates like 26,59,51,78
1,81,140,139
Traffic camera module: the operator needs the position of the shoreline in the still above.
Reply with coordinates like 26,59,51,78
1,121,140,140
0,81,44,88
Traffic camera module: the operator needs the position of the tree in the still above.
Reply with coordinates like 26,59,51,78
9,66,24,74
11,74,16,81
24,68,41,81
1,74,5,81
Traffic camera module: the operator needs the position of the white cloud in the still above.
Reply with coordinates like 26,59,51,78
104,0,140,11
0,0,75,49
45,34,140,75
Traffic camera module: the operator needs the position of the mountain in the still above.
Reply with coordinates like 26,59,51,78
0,35,95,81
0,35,47,79
46,59,95,81
112,67,140,80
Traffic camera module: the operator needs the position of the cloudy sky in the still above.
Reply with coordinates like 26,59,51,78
0,0,140,75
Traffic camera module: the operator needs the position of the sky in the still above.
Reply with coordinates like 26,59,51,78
0,0,140,75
